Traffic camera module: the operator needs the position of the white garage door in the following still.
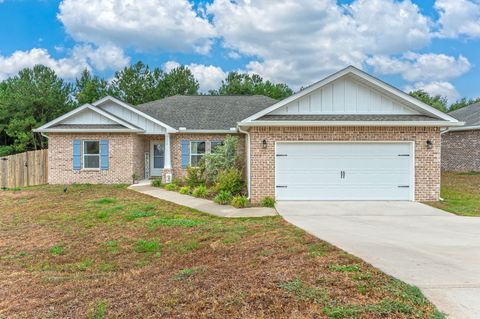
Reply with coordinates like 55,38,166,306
275,142,413,201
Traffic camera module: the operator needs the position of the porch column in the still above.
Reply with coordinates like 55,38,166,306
164,133,171,169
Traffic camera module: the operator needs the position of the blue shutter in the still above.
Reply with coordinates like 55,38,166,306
100,140,109,170
181,140,190,168
73,140,81,171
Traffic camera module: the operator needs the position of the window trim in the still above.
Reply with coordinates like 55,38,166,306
189,140,206,167
82,140,100,170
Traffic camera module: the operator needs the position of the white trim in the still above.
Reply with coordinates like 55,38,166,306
240,66,459,124
33,103,145,132
34,128,143,133
82,140,100,170
239,120,463,127
92,96,177,133
274,140,416,201
176,129,238,133
443,125,480,132
164,133,171,169
189,140,207,167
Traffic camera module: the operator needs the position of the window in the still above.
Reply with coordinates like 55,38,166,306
190,141,206,167
83,140,100,169
210,140,224,152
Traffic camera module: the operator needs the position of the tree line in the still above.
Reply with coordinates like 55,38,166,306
0,61,477,156
0,62,293,156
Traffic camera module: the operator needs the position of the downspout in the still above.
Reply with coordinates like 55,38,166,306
238,125,251,199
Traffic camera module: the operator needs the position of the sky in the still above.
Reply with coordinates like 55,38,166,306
0,0,479,104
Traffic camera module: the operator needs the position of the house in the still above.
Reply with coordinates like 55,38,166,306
442,103,480,171
34,66,461,203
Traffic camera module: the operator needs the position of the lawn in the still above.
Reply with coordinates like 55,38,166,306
0,185,443,318
427,171,480,217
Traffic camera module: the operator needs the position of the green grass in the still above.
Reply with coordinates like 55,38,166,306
173,267,203,280
92,198,117,205
49,245,65,256
279,278,328,303
125,210,156,220
330,264,361,273
147,217,204,229
427,172,480,216
134,240,161,253
88,300,107,319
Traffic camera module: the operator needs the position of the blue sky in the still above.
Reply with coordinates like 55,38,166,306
1,0,479,104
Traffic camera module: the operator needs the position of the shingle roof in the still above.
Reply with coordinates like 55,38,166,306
448,103,480,127
257,114,440,121
136,95,277,130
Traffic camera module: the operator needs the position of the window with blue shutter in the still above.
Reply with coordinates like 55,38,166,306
73,140,81,171
100,140,109,170
181,140,190,168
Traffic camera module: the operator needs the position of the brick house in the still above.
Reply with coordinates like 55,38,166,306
442,103,480,172
34,66,461,203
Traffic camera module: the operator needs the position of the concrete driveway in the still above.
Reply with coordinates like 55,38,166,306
276,201,480,319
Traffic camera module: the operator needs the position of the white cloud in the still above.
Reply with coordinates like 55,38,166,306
164,61,227,92
367,52,471,82
435,0,480,38
58,0,216,54
207,0,432,88
405,81,460,103
0,45,129,80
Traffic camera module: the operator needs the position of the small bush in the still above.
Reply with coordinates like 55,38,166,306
49,245,65,256
151,178,163,187
214,191,232,205
261,196,276,208
192,185,207,198
179,186,190,194
215,168,244,195
172,178,185,186
164,183,178,191
185,166,206,188
231,195,249,208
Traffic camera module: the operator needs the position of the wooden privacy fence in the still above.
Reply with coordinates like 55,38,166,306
0,149,48,188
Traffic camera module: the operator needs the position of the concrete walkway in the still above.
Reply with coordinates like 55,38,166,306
129,183,277,218
276,201,480,319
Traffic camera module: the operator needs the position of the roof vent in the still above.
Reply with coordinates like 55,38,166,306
179,127,186,131
229,127,237,131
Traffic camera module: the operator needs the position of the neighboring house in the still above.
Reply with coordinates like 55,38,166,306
442,103,480,171
34,66,461,203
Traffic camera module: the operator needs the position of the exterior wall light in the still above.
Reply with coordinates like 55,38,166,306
426,140,433,149
262,139,267,149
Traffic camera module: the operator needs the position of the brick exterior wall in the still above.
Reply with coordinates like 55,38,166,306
442,130,480,171
170,133,246,179
48,133,143,184
248,126,441,204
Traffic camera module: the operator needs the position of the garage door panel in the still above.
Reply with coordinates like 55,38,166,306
275,143,413,201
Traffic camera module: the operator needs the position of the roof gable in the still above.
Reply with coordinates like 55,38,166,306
34,104,144,133
241,66,459,124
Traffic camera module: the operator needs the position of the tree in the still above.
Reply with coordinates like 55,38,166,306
160,65,199,97
0,65,74,153
109,61,164,105
212,72,293,99
449,97,480,112
409,90,448,113
75,69,109,105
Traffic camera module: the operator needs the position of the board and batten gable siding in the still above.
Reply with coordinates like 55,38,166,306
98,101,167,134
271,76,419,115
62,108,118,125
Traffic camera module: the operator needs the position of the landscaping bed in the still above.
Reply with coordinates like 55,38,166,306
0,184,443,318
426,171,480,217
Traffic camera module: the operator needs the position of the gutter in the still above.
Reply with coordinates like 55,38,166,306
442,125,480,133
238,120,464,127
33,129,145,133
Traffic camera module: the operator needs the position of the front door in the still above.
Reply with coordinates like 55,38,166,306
150,140,165,177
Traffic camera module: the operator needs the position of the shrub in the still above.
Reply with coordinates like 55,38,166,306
214,191,232,205
215,168,244,195
203,135,239,184
172,178,185,186
231,195,249,208
164,183,178,191
179,186,190,194
185,166,206,188
192,185,207,198
151,178,163,187
261,196,276,208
